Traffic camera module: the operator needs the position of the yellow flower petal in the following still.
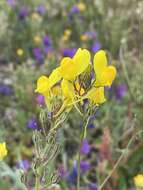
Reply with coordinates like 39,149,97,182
0,142,8,160
99,66,117,86
35,75,49,94
73,48,90,76
94,50,107,79
59,57,76,80
87,87,106,105
48,68,61,88
61,79,75,100
134,174,143,188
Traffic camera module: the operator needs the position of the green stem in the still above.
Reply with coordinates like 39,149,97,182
77,118,90,190
35,175,40,190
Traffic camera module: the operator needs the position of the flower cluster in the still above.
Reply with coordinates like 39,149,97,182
35,49,116,116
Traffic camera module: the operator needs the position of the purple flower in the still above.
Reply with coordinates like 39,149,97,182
37,5,46,15
36,94,45,106
33,48,43,62
87,115,96,129
81,139,91,155
67,167,77,184
84,31,96,39
17,159,30,171
0,84,12,95
43,35,51,47
80,160,90,172
27,118,38,130
115,84,127,100
88,183,98,190
58,165,67,178
63,48,77,58
7,0,16,6
70,6,80,14
18,7,29,20
91,42,101,53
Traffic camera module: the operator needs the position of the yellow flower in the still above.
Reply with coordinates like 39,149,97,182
77,2,86,11
134,174,143,189
17,48,24,56
31,13,41,21
64,29,72,36
75,82,85,96
34,36,42,44
94,50,116,87
0,142,8,160
61,79,75,102
59,48,91,81
87,87,106,105
80,34,89,42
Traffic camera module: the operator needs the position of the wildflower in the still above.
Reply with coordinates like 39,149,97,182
0,84,12,95
70,6,80,14
31,12,41,21
43,35,51,47
80,34,89,42
94,50,117,87
59,48,90,81
76,2,86,12
58,165,67,178
134,174,143,189
91,42,102,53
18,7,29,20
88,183,98,190
80,160,90,172
0,142,8,160
36,94,45,106
81,139,91,155
36,5,46,15
16,48,24,56
87,87,106,105
33,48,43,62
34,36,42,45
27,118,38,130
17,159,30,171
7,0,16,6
64,29,72,36
115,84,127,100
62,48,77,58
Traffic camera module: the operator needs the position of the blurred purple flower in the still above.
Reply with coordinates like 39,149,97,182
87,115,96,129
58,165,67,178
115,84,127,100
81,139,91,155
18,7,29,20
33,48,43,62
91,42,101,53
36,94,45,106
63,48,77,58
70,6,80,14
27,118,38,130
7,0,16,6
43,35,51,47
37,5,46,15
80,160,90,172
17,159,30,171
85,31,96,39
67,166,77,184
88,183,98,190
0,84,12,95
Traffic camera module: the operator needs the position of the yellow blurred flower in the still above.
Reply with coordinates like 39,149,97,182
77,2,86,12
134,174,143,189
34,35,42,44
31,13,41,21
80,34,89,41
0,142,8,160
17,48,24,56
64,29,72,36
94,50,116,87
